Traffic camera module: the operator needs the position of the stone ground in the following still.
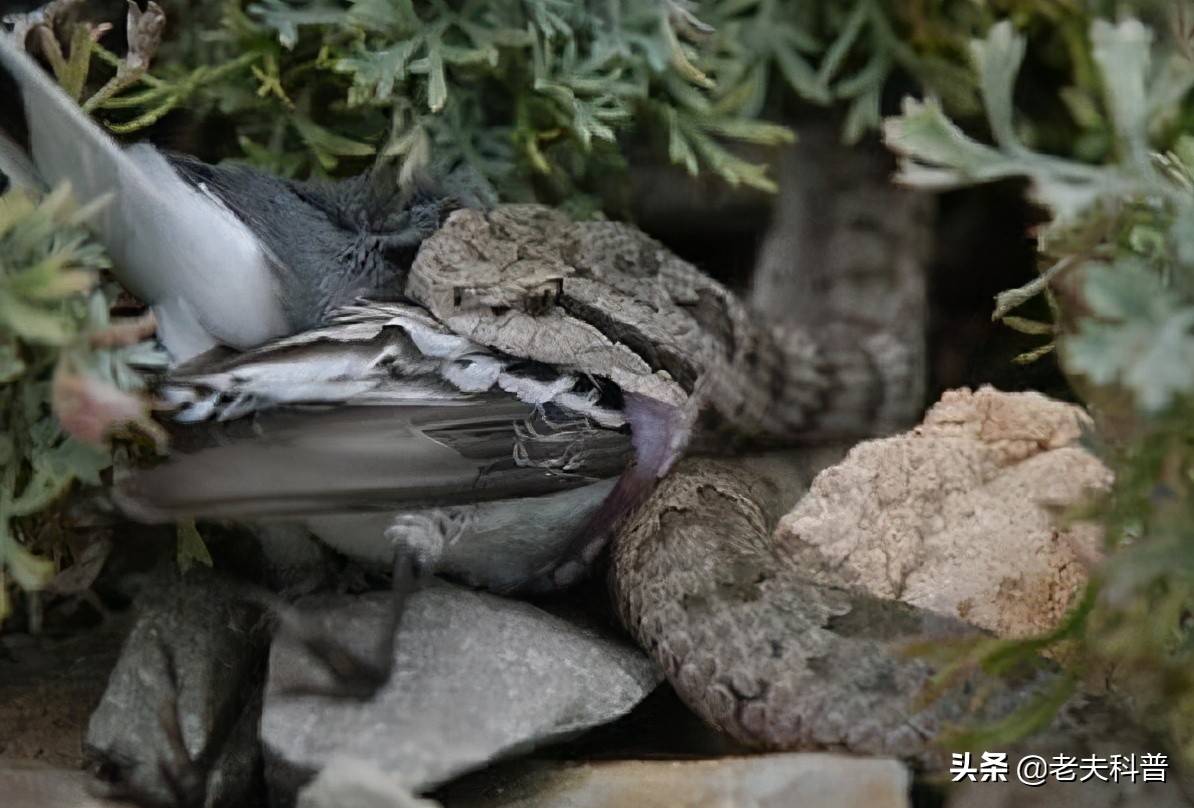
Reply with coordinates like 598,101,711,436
0,616,125,767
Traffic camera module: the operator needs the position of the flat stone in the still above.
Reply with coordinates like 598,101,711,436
947,777,1192,808
298,757,442,808
435,753,911,808
262,583,660,803
0,759,122,808
85,569,269,807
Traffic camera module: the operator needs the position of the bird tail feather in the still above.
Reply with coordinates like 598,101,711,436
0,34,290,359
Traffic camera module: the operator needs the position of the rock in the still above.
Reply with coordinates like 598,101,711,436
298,757,441,808
204,689,265,808
261,583,660,803
0,759,124,808
947,772,1191,808
435,753,911,808
544,684,753,760
85,568,269,807
776,386,1111,639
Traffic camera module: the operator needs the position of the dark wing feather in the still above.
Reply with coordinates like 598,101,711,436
119,301,634,521
118,401,631,521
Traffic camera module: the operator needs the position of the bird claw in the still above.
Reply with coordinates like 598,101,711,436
270,547,422,702
383,509,465,572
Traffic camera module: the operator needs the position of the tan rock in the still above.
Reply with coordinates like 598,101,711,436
776,386,1112,639
439,753,910,808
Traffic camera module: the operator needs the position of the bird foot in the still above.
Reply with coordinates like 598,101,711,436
268,548,423,701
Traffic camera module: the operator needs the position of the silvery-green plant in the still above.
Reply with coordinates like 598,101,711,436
84,0,1029,203
0,185,166,622
886,17,1194,757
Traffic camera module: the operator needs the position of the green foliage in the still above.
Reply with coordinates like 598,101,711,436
886,17,1194,409
885,16,1194,758
94,0,801,199
0,186,165,622
176,519,214,573
76,0,1081,205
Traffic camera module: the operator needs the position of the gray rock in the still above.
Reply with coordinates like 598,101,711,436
948,778,1192,808
261,583,660,803
85,569,269,807
298,757,442,808
205,690,265,807
435,753,911,808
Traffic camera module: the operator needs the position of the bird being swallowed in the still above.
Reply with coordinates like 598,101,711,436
0,19,682,673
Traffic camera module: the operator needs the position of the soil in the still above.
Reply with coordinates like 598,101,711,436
0,617,126,767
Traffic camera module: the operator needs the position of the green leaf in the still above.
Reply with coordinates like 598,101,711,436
665,110,699,176
1001,316,1055,336
177,519,213,574
250,1,345,48
1064,261,1194,411
969,21,1027,152
336,41,415,102
348,0,418,35
842,84,881,144
0,342,25,384
293,116,376,170
41,437,110,487
659,11,713,89
1012,342,1055,364
774,42,830,104
700,118,794,146
883,97,1015,187
1090,19,1153,170
816,0,866,90
426,46,447,113
992,257,1072,320
0,292,76,345
5,539,56,591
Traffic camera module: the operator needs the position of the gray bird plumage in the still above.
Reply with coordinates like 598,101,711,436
163,155,470,334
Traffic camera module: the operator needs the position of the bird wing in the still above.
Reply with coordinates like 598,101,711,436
0,35,289,359
118,301,634,521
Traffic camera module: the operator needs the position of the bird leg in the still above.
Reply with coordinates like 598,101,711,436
268,511,459,701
